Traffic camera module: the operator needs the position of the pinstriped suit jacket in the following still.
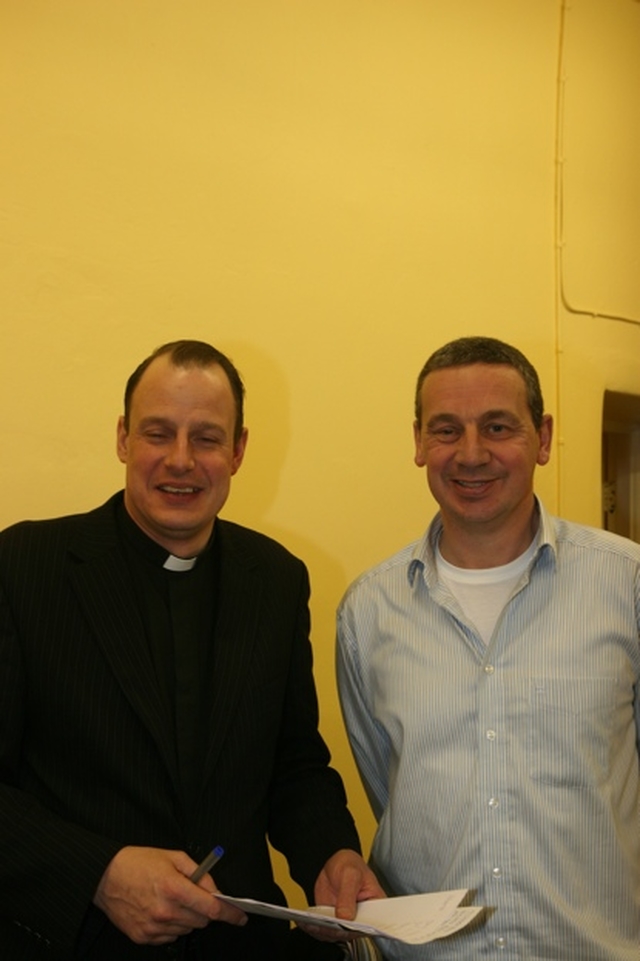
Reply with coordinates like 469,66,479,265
0,493,359,960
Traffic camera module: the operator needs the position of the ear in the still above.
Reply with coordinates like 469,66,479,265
231,427,249,475
413,420,426,468
116,416,129,465
536,414,553,466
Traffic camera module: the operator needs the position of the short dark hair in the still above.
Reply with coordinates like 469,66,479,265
123,340,245,442
414,336,544,429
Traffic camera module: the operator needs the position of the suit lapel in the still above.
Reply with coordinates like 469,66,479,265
65,505,267,799
67,500,181,789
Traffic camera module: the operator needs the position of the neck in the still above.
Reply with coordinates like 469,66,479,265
122,500,213,559
439,504,539,570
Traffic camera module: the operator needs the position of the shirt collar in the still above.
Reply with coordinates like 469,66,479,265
408,496,557,587
116,496,213,570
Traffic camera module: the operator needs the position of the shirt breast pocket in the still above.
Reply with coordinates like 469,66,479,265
528,677,618,789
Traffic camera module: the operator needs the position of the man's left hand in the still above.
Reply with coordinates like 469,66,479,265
300,848,386,943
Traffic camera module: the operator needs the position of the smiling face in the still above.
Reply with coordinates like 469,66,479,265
414,363,552,564
117,354,247,557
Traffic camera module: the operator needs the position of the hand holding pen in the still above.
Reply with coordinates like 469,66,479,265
189,844,224,883
93,844,247,945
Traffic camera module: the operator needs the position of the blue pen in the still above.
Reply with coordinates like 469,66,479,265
190,845,224,883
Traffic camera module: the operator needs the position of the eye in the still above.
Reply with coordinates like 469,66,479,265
484,422,512,437
428,425,460,442
144,430,170,443
194,434,222,448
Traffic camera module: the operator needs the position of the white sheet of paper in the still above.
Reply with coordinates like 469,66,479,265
213,889,483,944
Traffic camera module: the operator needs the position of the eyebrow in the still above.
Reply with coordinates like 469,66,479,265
478,409,521,424
138,416,227,434
426,409,521,428
426,413,460,427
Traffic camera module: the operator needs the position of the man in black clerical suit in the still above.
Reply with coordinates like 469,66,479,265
0,340,383,960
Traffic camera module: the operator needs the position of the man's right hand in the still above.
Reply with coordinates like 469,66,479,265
93,845,247,945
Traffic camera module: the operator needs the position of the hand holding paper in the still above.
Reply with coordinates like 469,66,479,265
214,889,483,945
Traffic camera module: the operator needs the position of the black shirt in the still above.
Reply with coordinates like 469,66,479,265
116,501,220,815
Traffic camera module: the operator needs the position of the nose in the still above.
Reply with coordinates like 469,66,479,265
164,435,195,472
454,427,490,467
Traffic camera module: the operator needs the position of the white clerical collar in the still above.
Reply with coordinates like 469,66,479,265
163,554,197,572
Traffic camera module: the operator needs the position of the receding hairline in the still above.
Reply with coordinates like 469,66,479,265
414,337,544,430
416,361,538,426
122,339,246,442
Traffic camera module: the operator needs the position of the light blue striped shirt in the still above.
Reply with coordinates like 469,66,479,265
337,501,640,960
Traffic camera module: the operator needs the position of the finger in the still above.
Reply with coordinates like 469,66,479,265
209,895,248,927
297,921,353,943
333,868,362,919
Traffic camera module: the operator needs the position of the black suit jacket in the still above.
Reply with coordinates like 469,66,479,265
0,494,359,960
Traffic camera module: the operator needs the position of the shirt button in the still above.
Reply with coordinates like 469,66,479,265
492,866,502,878
495,936,506,949
486,729,496,740
484,664,495,674
488,796,500,809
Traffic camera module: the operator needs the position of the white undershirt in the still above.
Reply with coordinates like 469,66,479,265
436,537,537,644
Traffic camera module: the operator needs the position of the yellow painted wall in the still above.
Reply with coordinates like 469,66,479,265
1,0,638,907
556,0,640,526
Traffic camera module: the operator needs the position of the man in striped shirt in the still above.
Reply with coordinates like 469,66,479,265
337,336,640,960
